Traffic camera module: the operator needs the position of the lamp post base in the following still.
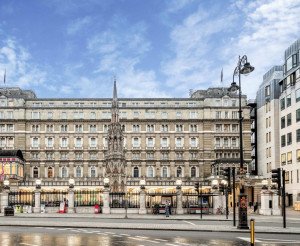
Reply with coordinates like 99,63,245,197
237,194,249,229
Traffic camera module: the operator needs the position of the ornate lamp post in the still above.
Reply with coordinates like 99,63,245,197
176,179,183,214
68,178,75,213
35,179,42,189
228,55,254,229
139,179,147,214
103,178,110,214
34,179,42,213
69,178,75,189
3,180,10,190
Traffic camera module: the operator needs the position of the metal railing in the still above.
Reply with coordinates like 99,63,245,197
8,191,35,207
41,191,67,207
75,190,102,206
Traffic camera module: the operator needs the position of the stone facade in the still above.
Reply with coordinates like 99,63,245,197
0,85,251,191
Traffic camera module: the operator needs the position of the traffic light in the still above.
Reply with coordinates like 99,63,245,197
271,168,281,189
194,182,199,191
223,168,231,184
219,183,225,193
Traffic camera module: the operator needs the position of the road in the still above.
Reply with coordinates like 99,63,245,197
1,226,300,246
3,216,300,228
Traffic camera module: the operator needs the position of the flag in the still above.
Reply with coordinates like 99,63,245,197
3,69,6,84
220,68,223,83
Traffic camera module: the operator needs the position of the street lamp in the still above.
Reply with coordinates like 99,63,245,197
69,178,75,189
140,179,146,189
228,55,254,229
104,178,110,188
35,179,42,189
221,180,229,219
176,179,182,189
3,179,10,190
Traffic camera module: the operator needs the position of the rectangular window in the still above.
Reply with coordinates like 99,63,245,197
216,111,221,119
265,85,270,96
297,149,300,162
280,98,285,110
297,109,300,122
287,151,292,164
287,132,292,145
286,94,291,107
281,135,286,147
281,117,285,129
281,153,286,165
297,129,300,142
296,89,300,103
216,124,222,132
232,111,238,119
287,113,292,126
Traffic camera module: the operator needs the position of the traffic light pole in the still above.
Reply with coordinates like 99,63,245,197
225,186,228,219
282,170,286,228
233,167,236,226
200,183,203,220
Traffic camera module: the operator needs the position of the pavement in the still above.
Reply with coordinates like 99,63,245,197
0,209,299,235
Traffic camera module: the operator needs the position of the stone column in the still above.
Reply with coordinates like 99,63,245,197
272,190,281,215
139,187,147,214
259,189,271,215
1,190,9,213
68,188,75,213
102,187,110,214
176,187,184,215
33,190,41,213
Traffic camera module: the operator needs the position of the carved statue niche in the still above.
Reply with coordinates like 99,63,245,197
112,181,119,192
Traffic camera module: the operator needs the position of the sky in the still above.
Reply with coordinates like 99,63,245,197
0,0,300,99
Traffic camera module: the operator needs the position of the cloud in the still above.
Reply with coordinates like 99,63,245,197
67,16,92,35
0,38,47,88
166,0,196,13
162,0,300,99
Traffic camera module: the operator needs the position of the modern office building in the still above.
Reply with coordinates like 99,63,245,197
278,39,300,206
256,66,283,178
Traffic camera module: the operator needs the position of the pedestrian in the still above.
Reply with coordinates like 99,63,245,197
165,203,170,217
254,202,258,212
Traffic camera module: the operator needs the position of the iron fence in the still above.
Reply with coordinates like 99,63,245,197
109,192,140,208
75,190,102,207
8,191,35,206
41,191,67,207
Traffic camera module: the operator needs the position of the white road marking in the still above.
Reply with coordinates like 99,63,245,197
129,237,143,241
120,233,130,236
45,228,55,230
155,239,168,242
104,232,115,234
237,237,262,242
176,243,190,246
166,244,180,246
70,230,81,233
97,232,106,235
135,236,149,239
20,243,38,246
183,220,196,226
34,227,44,229
58,228,69,231
113,235,123,237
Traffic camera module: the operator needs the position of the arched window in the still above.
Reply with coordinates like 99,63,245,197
76,166,81,177
48,167,53,178
90,166,96,178
162,166,168,178
176,167,182,177
62,167,67,178
133,167,139,178
147,166,154,177
33,167,39,178
191,166,196,178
